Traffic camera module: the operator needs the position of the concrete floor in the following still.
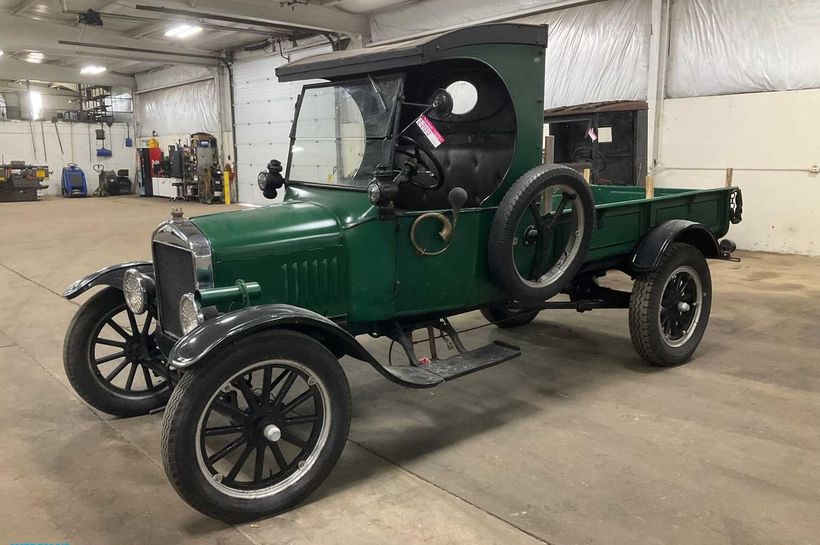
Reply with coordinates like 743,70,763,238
0,195,818,545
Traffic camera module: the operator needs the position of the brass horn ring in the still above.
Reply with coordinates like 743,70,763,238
410,212,453,256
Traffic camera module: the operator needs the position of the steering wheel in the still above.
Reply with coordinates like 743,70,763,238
394,135,446,190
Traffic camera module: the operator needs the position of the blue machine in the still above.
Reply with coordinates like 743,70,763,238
61,163,88,197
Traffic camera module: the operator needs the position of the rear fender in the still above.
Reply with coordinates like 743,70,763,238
168,304,438,388
63,261,153,299
630,220,720,273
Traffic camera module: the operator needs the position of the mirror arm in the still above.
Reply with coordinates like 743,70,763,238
397,102,434,137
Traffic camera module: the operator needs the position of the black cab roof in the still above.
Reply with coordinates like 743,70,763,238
275,23,547,82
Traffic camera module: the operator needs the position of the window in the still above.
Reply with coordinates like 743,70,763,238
445,81,478,115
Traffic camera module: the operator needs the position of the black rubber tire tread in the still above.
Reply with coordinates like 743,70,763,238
628,242,712,367
161,329,351,523
480,307,539,328
488,164,595,302
63,287,170,417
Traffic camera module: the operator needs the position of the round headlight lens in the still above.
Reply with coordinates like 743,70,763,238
122,268,147,315
367,181,381,205
179,293,204,335
257,171,269,190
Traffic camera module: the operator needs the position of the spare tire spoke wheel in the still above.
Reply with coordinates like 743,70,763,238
489,165,594,301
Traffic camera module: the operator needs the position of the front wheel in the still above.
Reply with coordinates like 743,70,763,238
63,287,170,417
628,243,712,366
161,330,351,522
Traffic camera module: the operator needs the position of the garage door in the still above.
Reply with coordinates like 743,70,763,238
232,46,330,205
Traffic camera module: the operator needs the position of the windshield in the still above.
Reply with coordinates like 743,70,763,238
287,75,401,188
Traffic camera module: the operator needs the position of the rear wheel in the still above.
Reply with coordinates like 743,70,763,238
480,307,538,328
629,243,712,366
161,330,351,522
63,287,170,417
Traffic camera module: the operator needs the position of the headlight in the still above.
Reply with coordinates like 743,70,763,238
367,180,381,205
122,268,153,315
257,171,269,190
179,293,204,335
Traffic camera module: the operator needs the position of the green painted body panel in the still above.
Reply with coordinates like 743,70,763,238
189,183,735,327
440,44,546,207
190,198,349,318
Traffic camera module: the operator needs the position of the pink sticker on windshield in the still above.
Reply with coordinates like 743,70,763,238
415,115,445,148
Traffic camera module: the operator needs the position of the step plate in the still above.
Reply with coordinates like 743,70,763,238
423,341,521,380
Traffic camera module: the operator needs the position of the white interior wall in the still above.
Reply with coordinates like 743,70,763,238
231,43,332,205
0,120,138,196
655,89,820,255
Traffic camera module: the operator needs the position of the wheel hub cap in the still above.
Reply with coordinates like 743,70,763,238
677,301,691,313
262,423,281,443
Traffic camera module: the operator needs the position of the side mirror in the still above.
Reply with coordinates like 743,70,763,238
429,89,454,118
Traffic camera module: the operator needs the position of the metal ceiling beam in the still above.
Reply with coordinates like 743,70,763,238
129,0,368,35
0,14,221,66
0,58,135,86
58,40,223,61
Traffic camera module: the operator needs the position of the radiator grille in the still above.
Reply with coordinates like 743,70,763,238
153,242,196,337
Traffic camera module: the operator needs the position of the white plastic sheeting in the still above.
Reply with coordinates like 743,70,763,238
519,0,650,108
370,0,580,42
135,65,219,137
135,65,216,91
137,78,219,137
370,0,650,108
667,0,820,97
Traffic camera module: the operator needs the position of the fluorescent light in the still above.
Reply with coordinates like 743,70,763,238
81,65,107,75
30,91,42,120
164,24,202,38
25,51,44,63
0,51,4,57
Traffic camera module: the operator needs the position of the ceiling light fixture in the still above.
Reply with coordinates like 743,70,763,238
25,51,44,63
165,24,202,38
81,65,107,75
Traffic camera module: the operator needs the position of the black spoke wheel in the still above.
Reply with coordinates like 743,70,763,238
161,330,350,522
489,164,594,302
658,266,702,347
629,243,712,367
198,363,326,493
64,287,170,417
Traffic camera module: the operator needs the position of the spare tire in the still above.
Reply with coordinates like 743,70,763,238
488,164,594,302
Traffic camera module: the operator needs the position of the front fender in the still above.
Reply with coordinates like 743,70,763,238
168,304,442,388
630,220,720,273
63,261,153,300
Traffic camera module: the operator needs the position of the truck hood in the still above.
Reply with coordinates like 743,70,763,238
190,201,344,262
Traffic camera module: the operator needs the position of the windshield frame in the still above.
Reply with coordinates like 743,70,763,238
285,74,404,192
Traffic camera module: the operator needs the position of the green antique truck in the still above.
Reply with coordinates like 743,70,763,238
62,23,742,521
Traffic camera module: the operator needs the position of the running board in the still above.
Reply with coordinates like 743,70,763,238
379,341,521,388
